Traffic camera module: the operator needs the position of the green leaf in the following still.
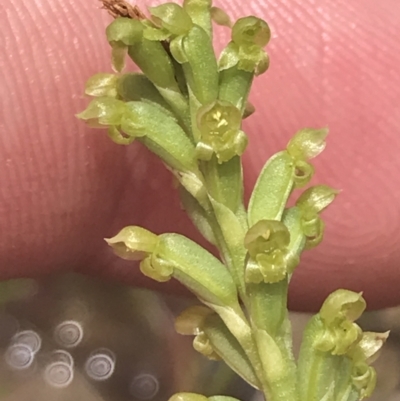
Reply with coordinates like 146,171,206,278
178,186,217,245
218,66,253,113
297,315,343,401
203,314,260,389
117,73,171,109
84,73,118,97
248,151,295,227
247,280,288,337
209,197,247,296
201,156,244,215
180,25,219,105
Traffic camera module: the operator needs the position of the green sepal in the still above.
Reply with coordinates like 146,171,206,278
202,314,260,389
248,151,295,227
184,0,213,37
105,226,159,261
142,19,171,41
287,127,328,161
76,97,126,127
210,6,232,28
106,17,144,46
106,17,144,72
296,185,339,216
149,3,193,36
84,73,118,98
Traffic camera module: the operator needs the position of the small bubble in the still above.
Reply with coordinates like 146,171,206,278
50,350,74,367
12,330,42,354
84,350,115,381
5,343,35,370
44,361,74,388
129,373,159,400
54,320,83,348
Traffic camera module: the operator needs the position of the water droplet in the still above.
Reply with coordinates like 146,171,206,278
54,320,83,348
4,343,34,370
50,350,74,367
129,373,159,400
12,330,42,354
44,361,74,388
84,350,115,381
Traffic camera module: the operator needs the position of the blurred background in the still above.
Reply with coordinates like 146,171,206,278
0,275,399,401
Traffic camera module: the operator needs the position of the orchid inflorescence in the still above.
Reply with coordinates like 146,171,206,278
78,1,387,400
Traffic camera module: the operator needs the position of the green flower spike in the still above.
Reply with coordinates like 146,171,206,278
244,220,298,284
196,100,247,163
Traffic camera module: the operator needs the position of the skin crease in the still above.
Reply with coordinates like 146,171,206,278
1,0,399,311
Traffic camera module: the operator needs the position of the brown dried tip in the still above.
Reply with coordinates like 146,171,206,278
99,0,146,19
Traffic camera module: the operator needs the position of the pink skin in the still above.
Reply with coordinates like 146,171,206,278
1,0,399,311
